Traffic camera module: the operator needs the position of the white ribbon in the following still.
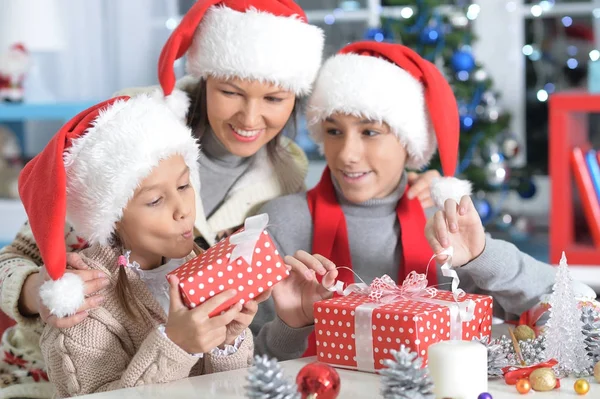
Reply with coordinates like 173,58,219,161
326,246,476,371
228,213,269,265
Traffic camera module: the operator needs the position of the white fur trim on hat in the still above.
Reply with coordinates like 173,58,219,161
39,273,85,318
64,89,200,246
186,6,324,96
307,53,435,169
430,177,472,209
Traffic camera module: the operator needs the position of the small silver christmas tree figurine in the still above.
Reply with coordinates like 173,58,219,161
473,336,509,377
380,345,434,399
543,252,592,375
246,355,300,399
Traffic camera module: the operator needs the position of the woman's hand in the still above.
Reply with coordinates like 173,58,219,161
407,169,441,209
20,252,109,328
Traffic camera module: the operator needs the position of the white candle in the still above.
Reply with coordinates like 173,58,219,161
428,341,488,399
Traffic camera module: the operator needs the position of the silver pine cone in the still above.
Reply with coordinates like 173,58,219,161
380,345,434,399
473,336,510,377
246,355,300,399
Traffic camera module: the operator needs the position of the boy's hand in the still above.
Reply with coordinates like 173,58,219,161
272,251,338,329
425,196,486,267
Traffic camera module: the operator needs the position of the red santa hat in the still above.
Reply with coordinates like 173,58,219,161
307,41,471,208
158,0,324,97
18,90,200,318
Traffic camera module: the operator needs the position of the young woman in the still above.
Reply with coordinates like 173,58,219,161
252,41,558,360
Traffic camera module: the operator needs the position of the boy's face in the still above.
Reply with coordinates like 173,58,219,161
323,113,407,204
118,155,196,268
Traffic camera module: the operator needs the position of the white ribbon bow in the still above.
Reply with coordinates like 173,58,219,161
326,246,475,322
228,213,269,265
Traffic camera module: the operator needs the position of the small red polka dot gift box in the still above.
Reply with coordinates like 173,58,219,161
313,273,493,373
167,214,289,317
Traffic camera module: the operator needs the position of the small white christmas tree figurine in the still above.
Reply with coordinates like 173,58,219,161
543,252,592,375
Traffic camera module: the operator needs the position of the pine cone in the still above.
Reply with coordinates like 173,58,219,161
520,336,546,365
473,336,509,377
380,346,434,399
581,307,600,374
246,355,300,399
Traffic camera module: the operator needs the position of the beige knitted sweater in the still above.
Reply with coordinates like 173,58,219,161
40,244,254,398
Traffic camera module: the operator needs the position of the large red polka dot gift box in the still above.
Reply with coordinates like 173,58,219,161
167,214,289,317
313,271,493,373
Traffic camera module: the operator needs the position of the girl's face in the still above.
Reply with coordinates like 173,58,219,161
205,76,296,158
117,155,196,268
323,113,408,204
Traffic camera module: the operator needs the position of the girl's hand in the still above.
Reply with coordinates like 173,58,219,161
165,276,242,354
223,289,272,345
272,251,338,329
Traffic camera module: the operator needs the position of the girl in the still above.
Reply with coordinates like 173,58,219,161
18,90,258,397
252,42,558,360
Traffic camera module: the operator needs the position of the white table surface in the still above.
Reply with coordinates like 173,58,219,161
76,323,598,399
76,355,594,399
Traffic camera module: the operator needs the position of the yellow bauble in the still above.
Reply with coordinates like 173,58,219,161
594,361,600,383
574,379,590,395
513,325,536,341
529,368,557,391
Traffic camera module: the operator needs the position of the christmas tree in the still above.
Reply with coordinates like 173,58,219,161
543,252,591,375
380,0,535,225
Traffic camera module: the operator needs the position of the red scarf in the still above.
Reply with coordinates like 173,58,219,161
302,167,434,357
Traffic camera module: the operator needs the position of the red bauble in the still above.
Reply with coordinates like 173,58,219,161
296,362,341,399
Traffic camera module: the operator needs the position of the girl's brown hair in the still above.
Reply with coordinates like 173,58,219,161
110,233,141,319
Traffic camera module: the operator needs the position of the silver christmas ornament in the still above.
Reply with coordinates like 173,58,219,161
485,158,509,188
449,11,469,28
474,69,488,82
500,134,520,160
486,105,501,122
482,91,497,106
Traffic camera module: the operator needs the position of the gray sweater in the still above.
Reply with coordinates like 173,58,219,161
198,130,252,218
252,172,557,360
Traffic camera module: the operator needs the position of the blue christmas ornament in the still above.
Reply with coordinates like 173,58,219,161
420,26,441,45
517,177,537,199
452,49,475,73
460,115,475,131
364,27,390,43
473,197,492,224
477,393,493,399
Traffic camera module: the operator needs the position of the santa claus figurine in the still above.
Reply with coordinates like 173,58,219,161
0,43,31,103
